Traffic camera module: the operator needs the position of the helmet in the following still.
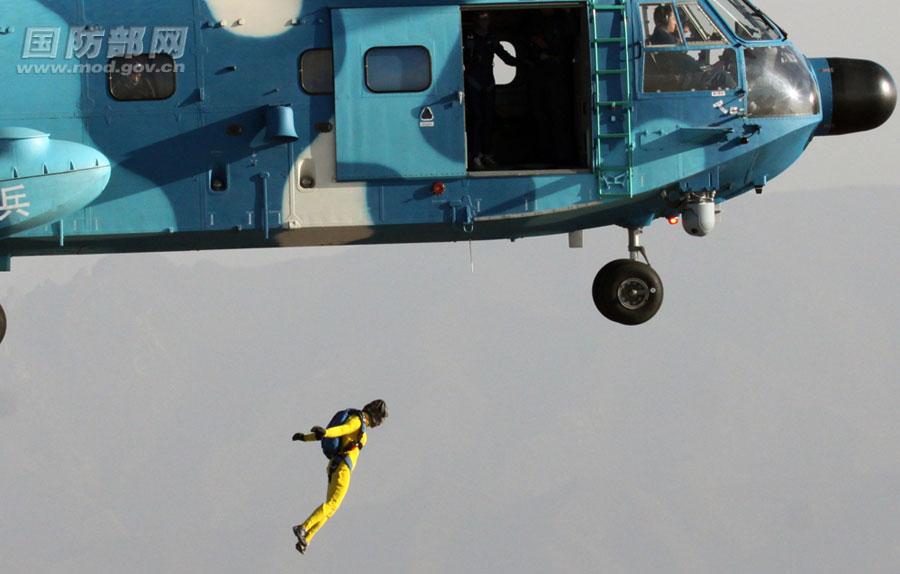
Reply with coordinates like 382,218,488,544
362,399,388,427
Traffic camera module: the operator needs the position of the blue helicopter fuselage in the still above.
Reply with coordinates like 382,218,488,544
0,0,894,330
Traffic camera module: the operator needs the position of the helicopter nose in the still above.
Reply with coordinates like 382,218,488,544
812,58,896,136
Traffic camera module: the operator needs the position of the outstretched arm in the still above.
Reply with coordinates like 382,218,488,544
494,41,518,67
292,416,362,442
292,425,325,441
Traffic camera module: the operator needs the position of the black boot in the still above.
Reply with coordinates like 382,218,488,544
293,525,309,554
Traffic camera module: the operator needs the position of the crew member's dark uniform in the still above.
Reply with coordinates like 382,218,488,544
112,73,158,100
525,13,574,165
648,26,680,46
646,26,702,91
464,30,517,165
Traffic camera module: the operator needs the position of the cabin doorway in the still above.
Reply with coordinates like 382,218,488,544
461,4,592,173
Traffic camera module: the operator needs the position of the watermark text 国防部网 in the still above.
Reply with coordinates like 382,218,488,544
17,25,189,74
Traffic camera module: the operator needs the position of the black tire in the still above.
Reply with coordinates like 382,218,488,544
0,304,5,345
592,259,664,326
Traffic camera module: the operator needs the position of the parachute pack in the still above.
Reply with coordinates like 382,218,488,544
320,409,366,460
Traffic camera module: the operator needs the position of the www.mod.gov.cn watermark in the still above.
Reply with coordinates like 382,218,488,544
16,25,189,74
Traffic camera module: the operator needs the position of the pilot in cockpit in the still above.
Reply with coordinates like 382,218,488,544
649,5,680,46
645,5,702,91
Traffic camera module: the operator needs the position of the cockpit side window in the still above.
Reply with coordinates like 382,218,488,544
677,3,727,45
644,48,738,93
642,3,683,46
706,0,781,41
641,2,737,94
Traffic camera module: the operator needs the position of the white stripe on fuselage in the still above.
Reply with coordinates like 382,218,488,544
204,0,303,37
281,124,374,235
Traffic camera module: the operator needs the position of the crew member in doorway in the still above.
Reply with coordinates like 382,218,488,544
291,400,388,555
464,11,519,170
526,10,575,166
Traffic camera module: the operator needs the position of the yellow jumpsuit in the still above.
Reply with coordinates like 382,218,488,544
301,414,368,542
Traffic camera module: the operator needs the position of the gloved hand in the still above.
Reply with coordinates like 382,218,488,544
311,426,326,440
292,432,305,442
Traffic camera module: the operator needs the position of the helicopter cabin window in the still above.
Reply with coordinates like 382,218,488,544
300,49,334,95
461,6,591,172
108,54,176,101
706,0,781,41
641,3,737,93
365,46,431,93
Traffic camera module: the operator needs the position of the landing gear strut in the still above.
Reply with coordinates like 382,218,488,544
592,228,664,326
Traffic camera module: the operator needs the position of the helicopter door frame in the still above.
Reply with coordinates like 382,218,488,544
460,3,594,175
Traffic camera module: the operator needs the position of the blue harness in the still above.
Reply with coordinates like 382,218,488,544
321,409,366,474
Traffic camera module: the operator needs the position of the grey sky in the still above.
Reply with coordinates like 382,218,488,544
1,2,898,572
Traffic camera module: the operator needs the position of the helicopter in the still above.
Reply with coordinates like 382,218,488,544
0,0,895,344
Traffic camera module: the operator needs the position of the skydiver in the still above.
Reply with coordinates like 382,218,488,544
291,400,389,555
464,11,519,170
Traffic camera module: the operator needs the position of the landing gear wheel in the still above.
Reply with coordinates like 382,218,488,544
0,304,6,345
592,259,664,325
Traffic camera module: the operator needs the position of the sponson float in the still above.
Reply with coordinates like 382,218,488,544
0,128,110,239
0,0,895,343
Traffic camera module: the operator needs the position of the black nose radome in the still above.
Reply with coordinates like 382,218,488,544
816,58,896,136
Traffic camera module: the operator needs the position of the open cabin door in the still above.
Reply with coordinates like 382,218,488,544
331,6,467,181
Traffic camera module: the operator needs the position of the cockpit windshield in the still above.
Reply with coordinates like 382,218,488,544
706,0,781,41
745,46,819,116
